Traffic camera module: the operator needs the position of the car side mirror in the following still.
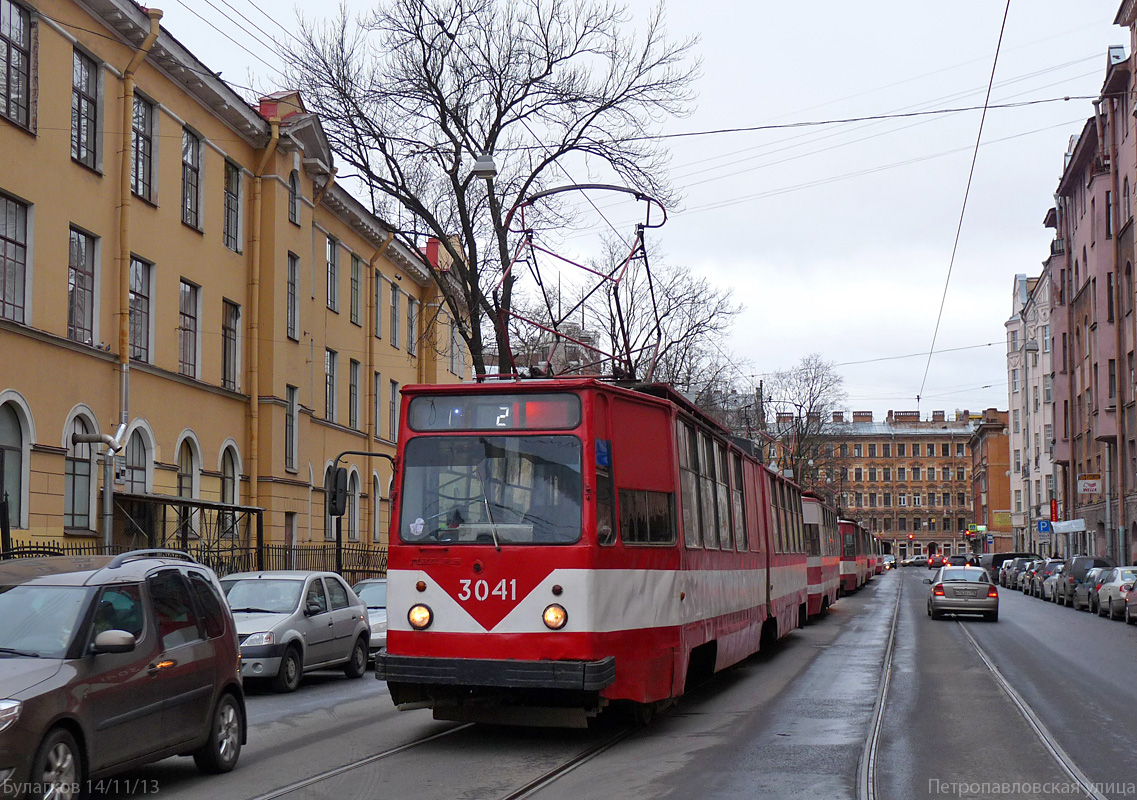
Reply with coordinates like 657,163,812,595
305,602,323,616
922,578,932,584
91,629,136,655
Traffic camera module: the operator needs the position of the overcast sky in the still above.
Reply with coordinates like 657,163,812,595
156,0,1124,418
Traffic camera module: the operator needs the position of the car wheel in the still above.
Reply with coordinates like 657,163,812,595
344,635,368,678
272,646,303,693
1109,600,1118,620
31,728,82,800
1126,605,1134,625
193,693,243,774
987,610,999,622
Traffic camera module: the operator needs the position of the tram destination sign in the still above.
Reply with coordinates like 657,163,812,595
408,393,581,431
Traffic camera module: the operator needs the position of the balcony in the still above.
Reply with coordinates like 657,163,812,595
1051,238,1065,256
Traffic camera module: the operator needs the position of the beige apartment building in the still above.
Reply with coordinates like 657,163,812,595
825,410,976,559
0,0,465,554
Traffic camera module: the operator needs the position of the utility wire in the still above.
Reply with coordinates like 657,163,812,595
918,0,1013,402
191,0,281,58
834,342,1000,368
174,0,279,72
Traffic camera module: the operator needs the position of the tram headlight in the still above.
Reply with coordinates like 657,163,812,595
542,604,568,630
408,604,433,630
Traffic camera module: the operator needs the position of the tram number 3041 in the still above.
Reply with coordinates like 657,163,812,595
458,579,518,602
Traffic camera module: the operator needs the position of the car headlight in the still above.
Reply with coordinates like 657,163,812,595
0,700,21,733
243,632,274,647
408,605,433,630
543,604,568,630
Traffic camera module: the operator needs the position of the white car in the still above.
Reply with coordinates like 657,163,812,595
882,555,896,570
1041,563,1065,601
352,578,388,659
1095,567,1137,619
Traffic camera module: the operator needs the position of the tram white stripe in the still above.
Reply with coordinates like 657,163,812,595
389,565,806,634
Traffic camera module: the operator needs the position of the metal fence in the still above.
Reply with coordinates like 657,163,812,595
0,538,387,584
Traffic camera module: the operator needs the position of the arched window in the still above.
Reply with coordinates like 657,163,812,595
1125,177,1132,221
124,430,148,494
65,416,94,531
220,448,238,539
347,471,360,542
177,441,196,499
288,171,300,224
0,404,23,528
221,449,237,506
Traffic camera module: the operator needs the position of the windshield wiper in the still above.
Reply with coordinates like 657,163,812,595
0,647,41,658
481,494,502,552
229,606,278,614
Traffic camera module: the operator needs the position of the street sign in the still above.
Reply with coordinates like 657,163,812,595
1078,474,1102,494
1037,520,1051,533
986,534,994,546
1050,499,1058,522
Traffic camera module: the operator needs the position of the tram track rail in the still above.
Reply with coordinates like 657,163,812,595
860,574,1108,800
242,718,638,800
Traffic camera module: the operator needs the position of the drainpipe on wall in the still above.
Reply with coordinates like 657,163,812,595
247,119,280,512
1108,98,1127,564
117,8,162,431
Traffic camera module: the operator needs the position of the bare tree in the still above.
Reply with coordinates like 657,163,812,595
281,0,699,375
763,354,846,494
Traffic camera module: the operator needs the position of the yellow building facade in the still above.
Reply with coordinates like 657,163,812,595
0,0,465,552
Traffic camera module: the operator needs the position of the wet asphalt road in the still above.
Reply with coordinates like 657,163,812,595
93,569,1137,800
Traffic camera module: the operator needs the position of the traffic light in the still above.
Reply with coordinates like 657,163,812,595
908,534,914,540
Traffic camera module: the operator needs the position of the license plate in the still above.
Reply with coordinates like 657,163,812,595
957,589,977,597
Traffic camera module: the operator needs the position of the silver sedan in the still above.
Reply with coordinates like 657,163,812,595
926,566,999,621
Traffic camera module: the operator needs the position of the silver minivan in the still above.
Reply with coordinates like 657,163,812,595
221,571,371,692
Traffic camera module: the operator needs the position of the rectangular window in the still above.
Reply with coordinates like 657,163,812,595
223,162,240,250
1014,489,1022,513
131,96,154,200
957,467,965,480
913,493,922,507
67,228,95,344
1109,359,1117,399
390,286,400,347
897,443,906,457
373,272,383,337
1013,409,1020,433
868,444,876,457
868,467,877,481
324,349,337,421
1012,369,1020,392
1108,272,1116,322
899,493,907,507
1044,423,1053,443
350,254,361,325
732,453,747,550
884,492,892,507
179,280,199,377
882,443,891,457
0,192,27,323
854,467,863,481
897,467,906,481
941,443,949,457
1044,375,1053,403
71,51,97,168
853,444,862,457
286,252,299,340
912,443,920,456
389,380,399,441
373,371,382,439
181,129,201,227
285,385,297,471
1,0,31,128
326,236,338,310
883,467,891,481
128,257,151,361
956,443,964,457
222,300,240,390
619,490,677,545
407,298,418,356
1107,190,1113,239
926,467,935,481
349,359,360,430
912,467,921,481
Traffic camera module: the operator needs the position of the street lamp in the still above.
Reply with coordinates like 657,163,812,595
470,152,497,180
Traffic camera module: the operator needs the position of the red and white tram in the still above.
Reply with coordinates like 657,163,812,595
838,518,871,593
802,493,840,617
376,378,809,726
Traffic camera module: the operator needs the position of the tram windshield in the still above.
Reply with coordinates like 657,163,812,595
399,435,583,545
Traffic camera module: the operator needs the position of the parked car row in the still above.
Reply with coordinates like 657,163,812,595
0,548,390,800
996,552,1137,621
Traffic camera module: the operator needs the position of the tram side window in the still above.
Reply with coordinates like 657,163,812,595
596,440,617,546
793,490,804,552
677,422,701,548
732,453,747,551
716,442,733,551
699,434,718,550
776,482,788,553
843,532,856,557
618,490,676,545
805,522,820,556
